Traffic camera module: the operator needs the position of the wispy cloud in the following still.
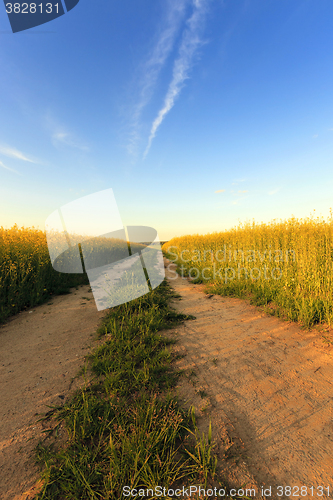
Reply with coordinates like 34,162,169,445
43,112,89,152
229,188,248,205
0,160,20,175
52,131,89,151
231,178,246,185
127,1,188,156
215,189,226,193
0,145,35,163
268,188,280,195
312,134,319,139
144,0,209,158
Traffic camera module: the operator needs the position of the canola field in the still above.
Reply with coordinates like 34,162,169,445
0,225,89,323
162,214,333,327
0,225,159,324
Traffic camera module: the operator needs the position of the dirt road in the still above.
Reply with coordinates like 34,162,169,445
0,286,107,500
164,259,333,499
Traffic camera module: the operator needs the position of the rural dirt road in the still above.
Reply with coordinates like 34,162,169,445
0,285,107,500
1,261,333,499
164,259,333,499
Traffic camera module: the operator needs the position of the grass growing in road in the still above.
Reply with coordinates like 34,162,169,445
34,280,221,499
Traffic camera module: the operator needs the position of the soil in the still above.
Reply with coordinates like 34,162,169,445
0,285,107,500
1,261,333,499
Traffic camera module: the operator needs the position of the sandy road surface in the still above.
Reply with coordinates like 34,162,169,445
0,286,107,500
164,259,333,499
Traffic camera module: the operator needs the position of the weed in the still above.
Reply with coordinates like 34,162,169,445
198,390,208,399
201,400,210,413
182,406,218,487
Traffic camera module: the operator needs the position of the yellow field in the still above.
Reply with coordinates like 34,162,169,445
162,214,333,327
0,225,155,323
0,225,89,323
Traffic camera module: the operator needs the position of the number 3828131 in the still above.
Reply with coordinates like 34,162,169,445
5,3,59,14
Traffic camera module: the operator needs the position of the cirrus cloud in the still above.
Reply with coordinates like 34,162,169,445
0,144,35,163
144,0,210,159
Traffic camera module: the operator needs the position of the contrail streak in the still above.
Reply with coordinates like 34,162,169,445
127,0,188,156
144,0,209,159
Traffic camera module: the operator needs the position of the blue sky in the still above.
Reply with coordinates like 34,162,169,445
1,0,333,240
